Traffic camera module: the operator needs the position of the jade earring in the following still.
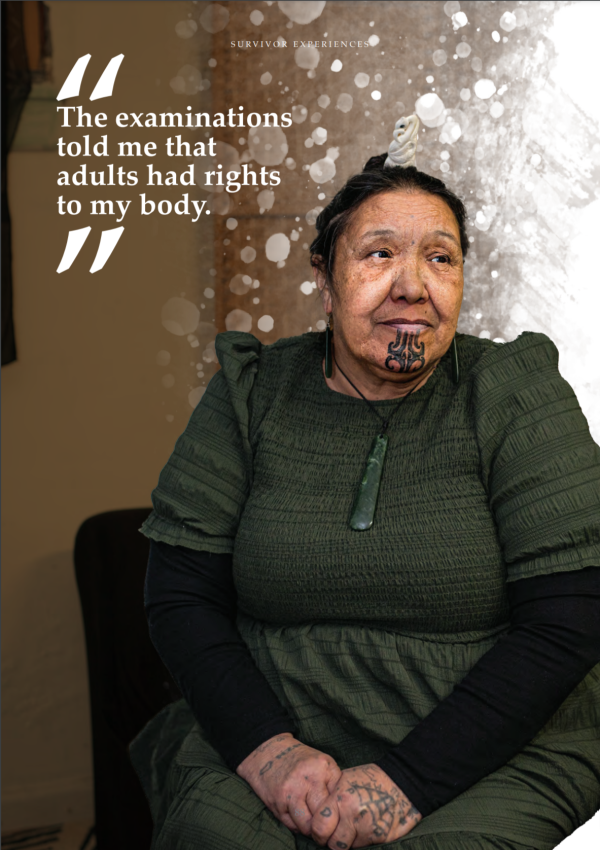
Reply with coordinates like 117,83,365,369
325,314,333,378
451,336,460,385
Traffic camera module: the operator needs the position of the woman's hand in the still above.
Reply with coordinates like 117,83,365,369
310,764,422,849
236,732,343,837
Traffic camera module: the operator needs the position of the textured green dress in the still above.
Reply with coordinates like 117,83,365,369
131,330,600,850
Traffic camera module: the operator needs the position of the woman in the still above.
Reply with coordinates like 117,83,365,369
130,122,600,850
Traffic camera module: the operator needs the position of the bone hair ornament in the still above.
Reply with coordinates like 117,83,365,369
383,114,420,169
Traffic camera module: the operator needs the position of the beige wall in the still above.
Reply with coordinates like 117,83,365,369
1,0,213,829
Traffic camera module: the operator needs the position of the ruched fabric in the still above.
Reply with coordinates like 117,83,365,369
132,330,600,849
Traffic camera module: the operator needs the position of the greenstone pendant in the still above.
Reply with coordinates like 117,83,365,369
349,434,389,531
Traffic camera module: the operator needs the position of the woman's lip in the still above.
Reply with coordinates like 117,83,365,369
380,320,431,328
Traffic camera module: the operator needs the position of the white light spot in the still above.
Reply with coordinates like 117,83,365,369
489,101,504,118
257,315,274,332
229,274,253,295
316,319,327,331
440,150,450,161
491,270,499,278
331,59,343,72
199,3,230,34
318,192,326,200
309,156,336,183
426,75,434,83
305,138,314,148
300,281,314,295
208,58,217,68
336,93,353,112
305,206,324,224
452,11,468,29
474,79,496,99
203,287,214,299
318,94,331,108
166,414,175,422
492,31,500,42
161,297,200,336
444,1,461,16
368,34,380,47
257,189,275,210
291,105,308,123
499,11,516,32
250,9,264,25
460,87,471,101
456,42,471,58
433,49,447,66
156,350,171,366
312,126,327,144
260,71,272,85
248,124,288,165
415,92,445,127
175,19,198,38
241,246,257,263
278,0,326,24
225,309,252,332
265,232,291,262
295,45,320,70
226,217,238,230
354,72,370,88
188,386,206,408
371,90,381,100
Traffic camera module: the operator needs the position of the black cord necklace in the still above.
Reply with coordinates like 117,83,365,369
333,355,419,531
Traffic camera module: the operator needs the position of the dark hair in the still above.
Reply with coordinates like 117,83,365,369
310,154,468,283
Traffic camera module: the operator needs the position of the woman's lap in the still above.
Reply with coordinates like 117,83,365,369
131,701,600,850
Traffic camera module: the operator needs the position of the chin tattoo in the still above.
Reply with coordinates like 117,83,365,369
385,330,426,373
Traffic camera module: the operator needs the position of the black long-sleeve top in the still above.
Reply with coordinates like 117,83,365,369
144,539,600,817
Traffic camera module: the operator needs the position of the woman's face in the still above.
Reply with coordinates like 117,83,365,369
316,189,464,391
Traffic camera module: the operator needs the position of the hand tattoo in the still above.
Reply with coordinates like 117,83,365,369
320,806,332,817
385,330,425,373
346,780,398,838
258,743,301,776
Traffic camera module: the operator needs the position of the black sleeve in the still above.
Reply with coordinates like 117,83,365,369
144,539,297,771
375,566,600,817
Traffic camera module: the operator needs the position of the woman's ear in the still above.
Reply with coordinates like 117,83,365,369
312,259,332,314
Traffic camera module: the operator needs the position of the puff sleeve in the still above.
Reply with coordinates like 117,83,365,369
472,332,600,582
139,331,261,553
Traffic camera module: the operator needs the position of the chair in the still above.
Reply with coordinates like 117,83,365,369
74,508,180,850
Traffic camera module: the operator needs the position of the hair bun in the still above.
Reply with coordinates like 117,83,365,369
362,153,388,173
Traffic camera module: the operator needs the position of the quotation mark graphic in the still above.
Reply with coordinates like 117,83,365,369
57,55,125,272
56,227,124,274
56,53,125,101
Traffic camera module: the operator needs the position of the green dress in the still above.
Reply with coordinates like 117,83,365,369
130,330,600,850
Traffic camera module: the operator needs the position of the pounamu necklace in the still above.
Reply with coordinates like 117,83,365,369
334,356,419,532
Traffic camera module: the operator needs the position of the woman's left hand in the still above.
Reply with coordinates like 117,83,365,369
309,764,421,849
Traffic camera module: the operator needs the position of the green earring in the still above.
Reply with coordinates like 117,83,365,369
325,314,333,378
451,336,460,385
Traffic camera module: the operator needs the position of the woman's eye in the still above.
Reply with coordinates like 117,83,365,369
431,254,450,264
369,249,391,258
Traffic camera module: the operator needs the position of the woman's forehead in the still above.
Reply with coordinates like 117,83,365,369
345,190,459,238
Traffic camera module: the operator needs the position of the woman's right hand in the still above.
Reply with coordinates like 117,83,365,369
236,732,342,837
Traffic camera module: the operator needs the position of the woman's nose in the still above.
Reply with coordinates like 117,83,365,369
389,259,427,303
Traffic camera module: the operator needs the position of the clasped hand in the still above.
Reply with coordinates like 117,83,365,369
236,733,421,847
